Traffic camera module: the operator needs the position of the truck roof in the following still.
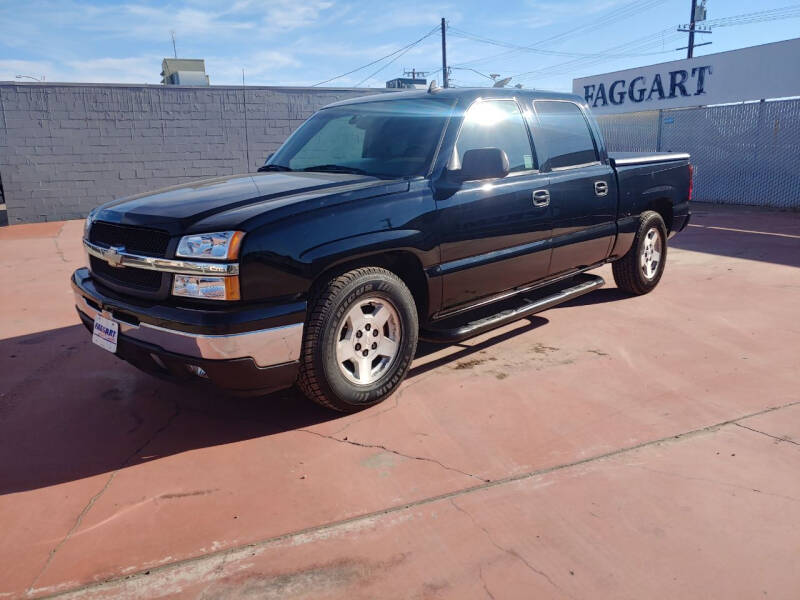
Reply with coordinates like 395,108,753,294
324,87,587,109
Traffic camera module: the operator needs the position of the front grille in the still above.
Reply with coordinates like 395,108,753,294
90,255,164,291
89,221,170,257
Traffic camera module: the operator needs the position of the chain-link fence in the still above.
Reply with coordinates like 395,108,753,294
595,98,800,208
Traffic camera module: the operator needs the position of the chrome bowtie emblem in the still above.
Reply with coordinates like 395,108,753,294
105,245,125,268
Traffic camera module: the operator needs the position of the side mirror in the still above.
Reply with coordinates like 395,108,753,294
459,148,509,182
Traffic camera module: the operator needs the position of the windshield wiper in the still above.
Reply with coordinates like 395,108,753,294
301,164,370,176
257,164,293,172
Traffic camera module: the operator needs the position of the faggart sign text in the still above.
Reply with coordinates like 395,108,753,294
573,38,800,115
583,66,712,109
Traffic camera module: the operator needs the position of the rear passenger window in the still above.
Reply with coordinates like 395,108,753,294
533,101,598,169
455,100,535,172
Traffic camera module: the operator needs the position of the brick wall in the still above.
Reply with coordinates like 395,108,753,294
0,83,392,224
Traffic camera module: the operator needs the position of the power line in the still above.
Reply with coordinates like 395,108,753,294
454,2,800,87
451,67,495,81
510,4,800,86
709,6,800,26
355,40,425,87
311,26,439,87
517,0,667,48
505,30,686,87
453,0,667,69
448,27,678,59
313,4,800,89
509,27,679,79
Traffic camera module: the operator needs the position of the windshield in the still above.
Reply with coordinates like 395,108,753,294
264,98,452,179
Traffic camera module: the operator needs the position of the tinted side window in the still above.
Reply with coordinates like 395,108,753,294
455,100,535,172
533,101,598,169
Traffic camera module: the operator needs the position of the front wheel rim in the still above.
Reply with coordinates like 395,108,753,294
640,226,663,280
335,296,402,386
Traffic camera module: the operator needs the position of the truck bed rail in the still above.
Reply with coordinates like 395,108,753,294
609,152,690,167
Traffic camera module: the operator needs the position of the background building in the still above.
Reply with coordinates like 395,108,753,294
160,59,210,86
386,77,427,89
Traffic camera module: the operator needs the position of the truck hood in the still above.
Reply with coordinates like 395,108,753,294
94,172,408,235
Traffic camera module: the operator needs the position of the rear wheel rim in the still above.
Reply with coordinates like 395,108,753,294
335,296,402,386
640,227,663,280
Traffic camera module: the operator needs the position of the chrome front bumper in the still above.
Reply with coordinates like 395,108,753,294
74,290,303,368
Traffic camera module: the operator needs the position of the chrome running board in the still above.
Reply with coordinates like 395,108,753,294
421,273,605,343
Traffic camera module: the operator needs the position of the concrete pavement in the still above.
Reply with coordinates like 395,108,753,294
1,204,799,599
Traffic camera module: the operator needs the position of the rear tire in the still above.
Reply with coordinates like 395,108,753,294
612,211,668,295
297,267,418,412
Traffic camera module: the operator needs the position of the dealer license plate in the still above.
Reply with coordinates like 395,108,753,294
92,313,119,353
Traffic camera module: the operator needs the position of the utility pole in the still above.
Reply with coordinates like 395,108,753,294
678,1,710,58
441,17,449,88
404,69,428,80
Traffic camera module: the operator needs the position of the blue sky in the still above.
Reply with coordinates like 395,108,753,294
1,0,799,91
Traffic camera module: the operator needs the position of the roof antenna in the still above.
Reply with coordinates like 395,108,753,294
170,30,177,58
428,80,440,94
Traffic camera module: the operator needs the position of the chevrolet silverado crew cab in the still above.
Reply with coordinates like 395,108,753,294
73,88,691,412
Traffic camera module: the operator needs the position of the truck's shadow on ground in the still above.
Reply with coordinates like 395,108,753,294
0,315,549,495
558,287,631,307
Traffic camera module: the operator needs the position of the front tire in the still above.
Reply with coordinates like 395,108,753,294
612,211,668,295
297,267,418,412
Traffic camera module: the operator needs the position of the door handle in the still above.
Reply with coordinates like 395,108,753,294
594,181,609,197
532,189,550,207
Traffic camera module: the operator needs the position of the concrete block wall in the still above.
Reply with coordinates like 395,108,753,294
0,83,391,224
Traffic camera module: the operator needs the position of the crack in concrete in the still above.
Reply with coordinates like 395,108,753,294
734,423,800,447
329,393,401,436
26,397,181,596
299,428,491,483
42,398,800,599
478,564,496,600
449,498,571,598
627,465,800,504
328,371,436,437
26,472,119,596
52,222,70,264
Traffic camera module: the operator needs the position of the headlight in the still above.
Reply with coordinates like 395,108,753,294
176,231,244,260
172,275,240,301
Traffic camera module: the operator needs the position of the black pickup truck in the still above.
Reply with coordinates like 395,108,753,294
73,88,691,412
